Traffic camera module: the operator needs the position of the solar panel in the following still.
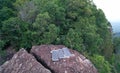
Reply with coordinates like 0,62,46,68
52,50,59,61
51,48,74,61
58,49,64,58
62,47,72,58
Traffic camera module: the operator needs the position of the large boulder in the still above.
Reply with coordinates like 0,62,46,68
0,49,51,73
31,45,98,73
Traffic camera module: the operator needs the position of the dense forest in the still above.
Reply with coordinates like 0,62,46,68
0,0,119,73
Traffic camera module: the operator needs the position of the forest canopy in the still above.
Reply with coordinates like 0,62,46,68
0,0,116,73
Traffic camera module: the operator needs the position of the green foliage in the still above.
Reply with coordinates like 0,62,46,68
113,37,120,54
0,7,16,28
113,37,120,73
0,7,15,21
1,17,30,49
32,12,59,44
0,0,15,9
0,0,16,32
42,24,59,44
114,55,120,73
14,0,37,24
64,28,83,52
0,0,116,72
33,12,51,29
90,54,112,73
0,40,6,49
94,9,113,58
0,50,6,65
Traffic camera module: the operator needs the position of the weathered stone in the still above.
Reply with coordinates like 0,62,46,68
0,49,51,73
31,45,98,73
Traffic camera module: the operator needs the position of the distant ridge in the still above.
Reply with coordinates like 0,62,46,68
111,22,120,33
113,32,120,37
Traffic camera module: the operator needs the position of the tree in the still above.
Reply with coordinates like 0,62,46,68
14,0,38,24
0,7,15,28
0,0,15,9
64,28,83,52
90,54,112,73
1,17,29,49
42,24,59,44
113,37,120,54
0,0,115,72
95,9,113,58
31,12,58,44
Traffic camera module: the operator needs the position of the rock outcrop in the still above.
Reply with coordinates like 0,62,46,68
0,49,51,73
31,45,98,73
0,45,98,73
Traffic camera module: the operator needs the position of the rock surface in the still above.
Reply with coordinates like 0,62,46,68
0,49,51,73
31,45,98,73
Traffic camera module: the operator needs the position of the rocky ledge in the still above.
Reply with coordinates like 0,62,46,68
0,49,51,73
0,45,98,73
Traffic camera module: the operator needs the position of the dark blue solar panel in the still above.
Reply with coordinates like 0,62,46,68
52,50,59,61
51,48,73,61
62,48,72,58
58,49,64,58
